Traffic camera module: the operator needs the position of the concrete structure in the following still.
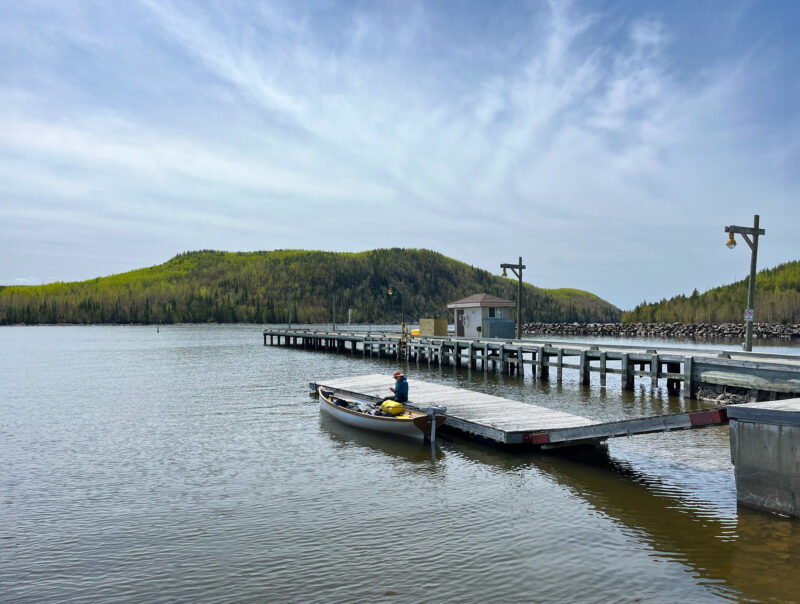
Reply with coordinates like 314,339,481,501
728,399,800,518
419,318,448,337
447,293,515,338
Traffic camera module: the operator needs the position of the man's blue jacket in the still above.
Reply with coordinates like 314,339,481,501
394,376,408,400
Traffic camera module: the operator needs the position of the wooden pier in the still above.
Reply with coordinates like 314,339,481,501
267,328,800,402
309,374,728,448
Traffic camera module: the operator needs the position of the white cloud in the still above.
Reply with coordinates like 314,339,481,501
0,1,796,307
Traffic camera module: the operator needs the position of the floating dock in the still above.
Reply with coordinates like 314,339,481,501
309,374,728,448
270,327,800,402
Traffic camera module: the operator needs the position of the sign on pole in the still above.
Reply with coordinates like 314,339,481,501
744,308,754,322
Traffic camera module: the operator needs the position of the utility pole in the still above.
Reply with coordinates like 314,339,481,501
725,215,766,352
501,256,526,339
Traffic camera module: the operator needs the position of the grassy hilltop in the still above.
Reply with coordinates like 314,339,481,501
0,249,621,325
623,260,800,324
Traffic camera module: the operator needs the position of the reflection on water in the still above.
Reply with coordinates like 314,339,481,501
319,411,445,470
434,437,800,602
321,407,800,602
534,450,800,602
2,325,799,603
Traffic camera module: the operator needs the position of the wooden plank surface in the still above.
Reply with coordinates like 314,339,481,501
310,374,731,447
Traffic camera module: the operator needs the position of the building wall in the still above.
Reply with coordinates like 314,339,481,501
451,305,512,338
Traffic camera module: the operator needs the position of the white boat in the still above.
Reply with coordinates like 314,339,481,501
318,387,446,441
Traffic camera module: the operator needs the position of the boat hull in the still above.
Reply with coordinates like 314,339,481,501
318,388,444,440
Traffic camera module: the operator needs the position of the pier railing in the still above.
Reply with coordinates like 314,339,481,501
264,328,800,402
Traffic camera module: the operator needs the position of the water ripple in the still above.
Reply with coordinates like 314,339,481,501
2,325,798,603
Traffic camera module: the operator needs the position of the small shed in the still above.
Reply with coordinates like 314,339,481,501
447,293,516,338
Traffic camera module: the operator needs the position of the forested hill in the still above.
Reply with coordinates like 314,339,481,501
623,260,800,324
0,249,621,325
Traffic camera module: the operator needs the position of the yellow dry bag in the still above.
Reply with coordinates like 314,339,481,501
381,400,405,416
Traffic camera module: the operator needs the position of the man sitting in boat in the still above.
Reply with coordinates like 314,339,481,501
389,371,408,403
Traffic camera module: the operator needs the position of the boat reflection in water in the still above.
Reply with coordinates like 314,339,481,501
318,410,445,472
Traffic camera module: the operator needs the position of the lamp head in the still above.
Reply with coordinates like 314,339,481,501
387,286,393,295
501,267,507,278
726,233,737,249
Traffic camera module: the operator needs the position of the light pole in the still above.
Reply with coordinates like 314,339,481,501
724,214,765,352
387,285,405,337
500,256,526,339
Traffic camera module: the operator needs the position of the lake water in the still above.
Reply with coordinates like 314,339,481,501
2,325,799,603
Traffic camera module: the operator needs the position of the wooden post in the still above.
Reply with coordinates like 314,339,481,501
557,349,563,383
579,350,590,385
517,345,523,377
540,347,549,381
483,344,489,373
684,356,693,398
622,353,634,391
600,352,607,386
650,353,659,390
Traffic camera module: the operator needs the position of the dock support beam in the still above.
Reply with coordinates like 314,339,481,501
540,349,549,381
579,351,590,386
599,352,607,387
556,349,563,383
684,357,694,398
650,354,660,390
621,353,634,391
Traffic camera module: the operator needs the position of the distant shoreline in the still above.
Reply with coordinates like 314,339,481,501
4,321,800,343
523,321,800,342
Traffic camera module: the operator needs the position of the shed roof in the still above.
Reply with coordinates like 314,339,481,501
447,293,516,308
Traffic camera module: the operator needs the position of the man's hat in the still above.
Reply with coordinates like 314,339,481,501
393,371,404,378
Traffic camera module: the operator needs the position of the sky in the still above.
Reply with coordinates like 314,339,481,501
1,0,798,310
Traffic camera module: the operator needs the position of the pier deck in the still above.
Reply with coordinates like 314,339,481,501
270,327,800,402
310,374,728,448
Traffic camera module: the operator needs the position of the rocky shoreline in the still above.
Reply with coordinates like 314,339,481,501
522,321,800,341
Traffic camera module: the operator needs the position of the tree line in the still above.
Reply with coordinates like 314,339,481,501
0,249,621,325
623,260,800,324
